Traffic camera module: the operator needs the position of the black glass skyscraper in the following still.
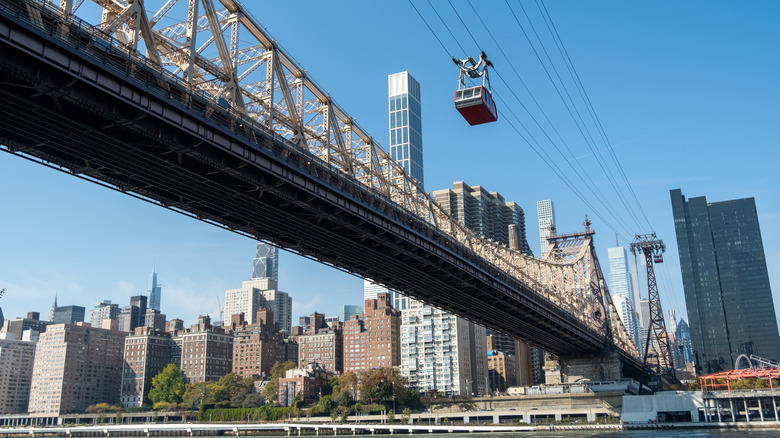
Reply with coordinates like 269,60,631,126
671,189,780,374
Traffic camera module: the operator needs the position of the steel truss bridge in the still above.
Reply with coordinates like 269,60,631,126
0,0,646,378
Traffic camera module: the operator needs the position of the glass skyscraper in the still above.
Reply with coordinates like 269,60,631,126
671,188,780,374
253,242,278,281
388,72,423,187
363,72,424,312
607,246,641,350
148,270,161,312
537,199,556,256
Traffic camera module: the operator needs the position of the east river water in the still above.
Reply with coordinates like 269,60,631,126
143,431,779,438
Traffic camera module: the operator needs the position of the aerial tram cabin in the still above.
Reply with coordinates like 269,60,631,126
453,51,497,126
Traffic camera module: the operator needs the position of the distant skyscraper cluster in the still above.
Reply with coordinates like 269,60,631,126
671,189,780,374
433,181,531,255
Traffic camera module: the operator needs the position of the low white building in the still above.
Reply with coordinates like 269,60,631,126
621,391,704,423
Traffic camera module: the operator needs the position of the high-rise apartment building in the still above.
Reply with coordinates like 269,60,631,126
360,71,424,314
225,278,292,334
90,300,120,328
28,322,127,416
253,242,279,281
298,313,343,374
343,293,400,373
607,246,642,349
148,270,162,312
537,199,556,256
433,182,531,254
174,316,233,383
120,327,174,408
400,301,488,396
144,309,167,331
486,335,533,387
363,280,410,312
231,309,288,379
432,181,536,386
671,189,780,373
487,350,516,394
388,71,423,186
0,338,37,414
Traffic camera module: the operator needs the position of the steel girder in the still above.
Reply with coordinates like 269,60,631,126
0,0,643,366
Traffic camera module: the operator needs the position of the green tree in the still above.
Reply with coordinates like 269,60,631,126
386,409,395,423
183,381,211,409
401,408,411,425
263,360,297,401
148,364,185,405
336,371,359,400
331,388,353,407
316,394,334,414
359,369,392,403
241,393,265,408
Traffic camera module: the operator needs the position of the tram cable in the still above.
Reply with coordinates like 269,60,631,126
409,0,634,242
534,0,654,231
503,0,646,233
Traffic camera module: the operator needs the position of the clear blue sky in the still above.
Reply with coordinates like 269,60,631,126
1,1,778,334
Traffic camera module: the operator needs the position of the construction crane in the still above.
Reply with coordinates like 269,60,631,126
216,296,224,322
631,233,676,385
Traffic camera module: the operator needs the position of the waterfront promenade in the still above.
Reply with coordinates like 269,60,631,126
2,420,777,437
0,422,539,436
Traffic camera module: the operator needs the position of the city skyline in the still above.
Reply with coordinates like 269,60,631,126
1,1,778,333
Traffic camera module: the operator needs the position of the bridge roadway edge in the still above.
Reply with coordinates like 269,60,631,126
0,0,644,377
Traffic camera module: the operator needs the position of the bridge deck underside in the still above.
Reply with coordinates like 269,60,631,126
0,4,645,373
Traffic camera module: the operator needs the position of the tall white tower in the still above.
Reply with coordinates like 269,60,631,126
364,72,424,312
388,71,423,187
536,199,556,256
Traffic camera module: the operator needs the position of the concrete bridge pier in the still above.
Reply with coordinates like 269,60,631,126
545,351,622,384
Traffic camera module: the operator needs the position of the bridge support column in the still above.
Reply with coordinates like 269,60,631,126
546,351,622,384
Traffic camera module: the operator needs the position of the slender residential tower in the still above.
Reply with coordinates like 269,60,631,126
537,200,556,256
388,71,423,187
364,72,424,312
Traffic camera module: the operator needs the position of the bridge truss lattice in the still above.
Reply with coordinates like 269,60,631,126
36,0,637,356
